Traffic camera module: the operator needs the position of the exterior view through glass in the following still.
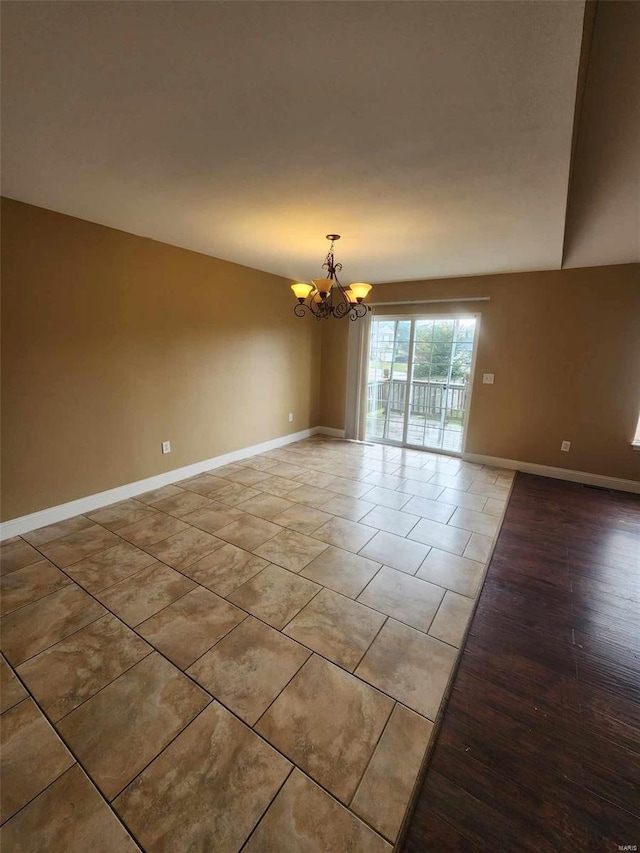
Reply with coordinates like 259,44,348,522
365,316,477,452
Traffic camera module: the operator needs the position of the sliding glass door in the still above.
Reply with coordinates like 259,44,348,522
365,316,477,453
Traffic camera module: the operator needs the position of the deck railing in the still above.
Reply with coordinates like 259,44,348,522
367,378,467,419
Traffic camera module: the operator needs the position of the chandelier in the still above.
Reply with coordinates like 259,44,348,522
291,235,372,321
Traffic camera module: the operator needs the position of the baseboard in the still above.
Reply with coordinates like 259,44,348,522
10,432,630,542
1,426,328,541
462,452,640,494
314,426,346,438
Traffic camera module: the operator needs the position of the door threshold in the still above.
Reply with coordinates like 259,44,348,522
365,437,463,458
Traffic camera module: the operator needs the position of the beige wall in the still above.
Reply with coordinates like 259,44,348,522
2,198,638,523
319,316,350,434
1,198,321,520
320,265,640,483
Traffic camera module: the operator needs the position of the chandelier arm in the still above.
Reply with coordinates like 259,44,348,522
294,302,312,318
334,301,350,319
294,300,327,319
348,302,369,320
314,294,331,320
311,298,327,320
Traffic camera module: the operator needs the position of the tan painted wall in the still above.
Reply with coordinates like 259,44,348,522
1,198,321,520
319,317,350,434
320,265,640,483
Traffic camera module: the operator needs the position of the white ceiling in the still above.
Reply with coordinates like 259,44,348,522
1,0,631,284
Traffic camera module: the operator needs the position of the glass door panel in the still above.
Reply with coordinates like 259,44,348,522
411,319,454,449
365,319,411,444
442,319,475,451
366,316,477,453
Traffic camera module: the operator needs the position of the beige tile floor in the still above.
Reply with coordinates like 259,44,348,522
0,436,512,851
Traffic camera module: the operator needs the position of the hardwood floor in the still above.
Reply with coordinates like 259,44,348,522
399,472,640,852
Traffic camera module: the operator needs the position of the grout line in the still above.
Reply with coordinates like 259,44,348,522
347,697,396,812
0,695,77,821
26,537,248,690
183,613,251,672
249,575,487,655
3,605,107,669
9,560,259,819
5,439,508,847
23,641,156,727
245,655,399,845
1,574,77,618
63,554,164,596
0,757,77,831
144,545,432,727
0,692,144,850
100,575,198,624
350,615,390,675
237,766,296,852
79,765,147,850
423,589,449,638
353,564,386,602
107,700,216,802
250,652,314,730
278,585,325,633
13,494,483,660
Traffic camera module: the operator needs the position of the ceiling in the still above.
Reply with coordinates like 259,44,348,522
563,0,640,269
1,1,638,284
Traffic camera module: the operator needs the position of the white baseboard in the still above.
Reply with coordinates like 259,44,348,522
1,426,329,541
9,432,632,542
462,452,640,494
314,426,346,438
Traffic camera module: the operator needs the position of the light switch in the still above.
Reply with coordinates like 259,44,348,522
482,373,495,384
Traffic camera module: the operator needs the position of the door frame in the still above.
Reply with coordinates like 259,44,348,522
354,311,481,456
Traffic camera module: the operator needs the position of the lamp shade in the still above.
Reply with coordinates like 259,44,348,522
312,278,333,295
345,289,357,304
349,282,372,301
291,282,314,300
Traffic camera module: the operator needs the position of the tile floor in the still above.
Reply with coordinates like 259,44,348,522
0,436,512,851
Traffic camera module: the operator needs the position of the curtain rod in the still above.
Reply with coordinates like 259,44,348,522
369,296,490,306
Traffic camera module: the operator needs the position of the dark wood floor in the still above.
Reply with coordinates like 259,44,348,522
400,472,640,852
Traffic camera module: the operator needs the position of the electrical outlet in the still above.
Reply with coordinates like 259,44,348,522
561,440,571,452
288,413,294,423
162,441,171,454
482,373,495,384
